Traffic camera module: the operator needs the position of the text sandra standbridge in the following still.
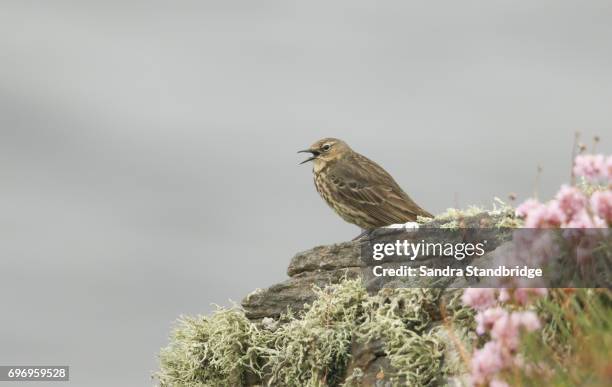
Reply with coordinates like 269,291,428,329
372,265,543,279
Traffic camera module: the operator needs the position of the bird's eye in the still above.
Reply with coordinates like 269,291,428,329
322,144,332,152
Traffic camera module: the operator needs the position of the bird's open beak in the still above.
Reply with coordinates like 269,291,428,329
298,149,320,164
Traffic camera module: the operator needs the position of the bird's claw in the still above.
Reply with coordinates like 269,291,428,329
384,221,420,230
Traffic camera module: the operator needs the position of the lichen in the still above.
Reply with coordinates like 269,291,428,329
434,198,519,229
495,215,523,228
341,367,364,385
262,279,368,386
155,280,472,387
357,288,446,385
436,206,485,223
155,308,260,387
416,215,434,224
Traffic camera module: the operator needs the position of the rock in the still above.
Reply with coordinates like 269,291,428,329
243,213,512,320
343,338,393,386
287,242,363,277
243,267,362,320
238,212,513,385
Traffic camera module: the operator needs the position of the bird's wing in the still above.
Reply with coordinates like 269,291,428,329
329,154,432,225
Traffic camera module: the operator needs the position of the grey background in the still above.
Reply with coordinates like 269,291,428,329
1,1,611,386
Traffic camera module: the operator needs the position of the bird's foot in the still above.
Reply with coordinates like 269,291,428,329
353,222,420,241
384,221,420,230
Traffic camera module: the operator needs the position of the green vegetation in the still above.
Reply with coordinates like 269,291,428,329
513,289,612,387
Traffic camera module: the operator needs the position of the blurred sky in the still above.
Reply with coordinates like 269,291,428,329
1,1,611,386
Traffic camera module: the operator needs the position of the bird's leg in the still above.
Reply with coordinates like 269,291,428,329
352,228,371,241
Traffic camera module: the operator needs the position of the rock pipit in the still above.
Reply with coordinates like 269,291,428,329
299,138,432,236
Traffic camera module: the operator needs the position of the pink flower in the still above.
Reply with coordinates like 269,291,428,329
491,311,542,351
516,199,542,218
471,341,506,384
491,314,521,350
512,311,541,331
462,288,497,311
574,154,606,182
514,288,548,306
498,289,511,303
606,155,612,180
565,209,597,228
475,307,507,335
526,232,560,266
490,379,510,387
590,191,612,223
555,185,587,218
523,202,564,228
592,215,608,228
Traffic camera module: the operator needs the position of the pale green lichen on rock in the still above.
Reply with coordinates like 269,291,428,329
341,367,364,386
436,206,484,222
155,280,474,387
356,288,463,386
155,308,260,387
263,279,369,386
416,215,435,224
436,206,485,230
350,287,474,386
434,199,520,229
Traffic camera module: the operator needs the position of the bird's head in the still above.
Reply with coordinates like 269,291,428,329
298,138,351,166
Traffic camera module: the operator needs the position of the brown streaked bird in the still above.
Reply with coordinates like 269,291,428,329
299,138,432,234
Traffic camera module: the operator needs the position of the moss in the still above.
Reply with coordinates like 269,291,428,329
416,215,434,224
434,198,520,229
357,288,446,385
436,206,485,223
341,367,364,386
155,308,260,387
155,281,471,387
495,216,523,228
263,280,368,386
